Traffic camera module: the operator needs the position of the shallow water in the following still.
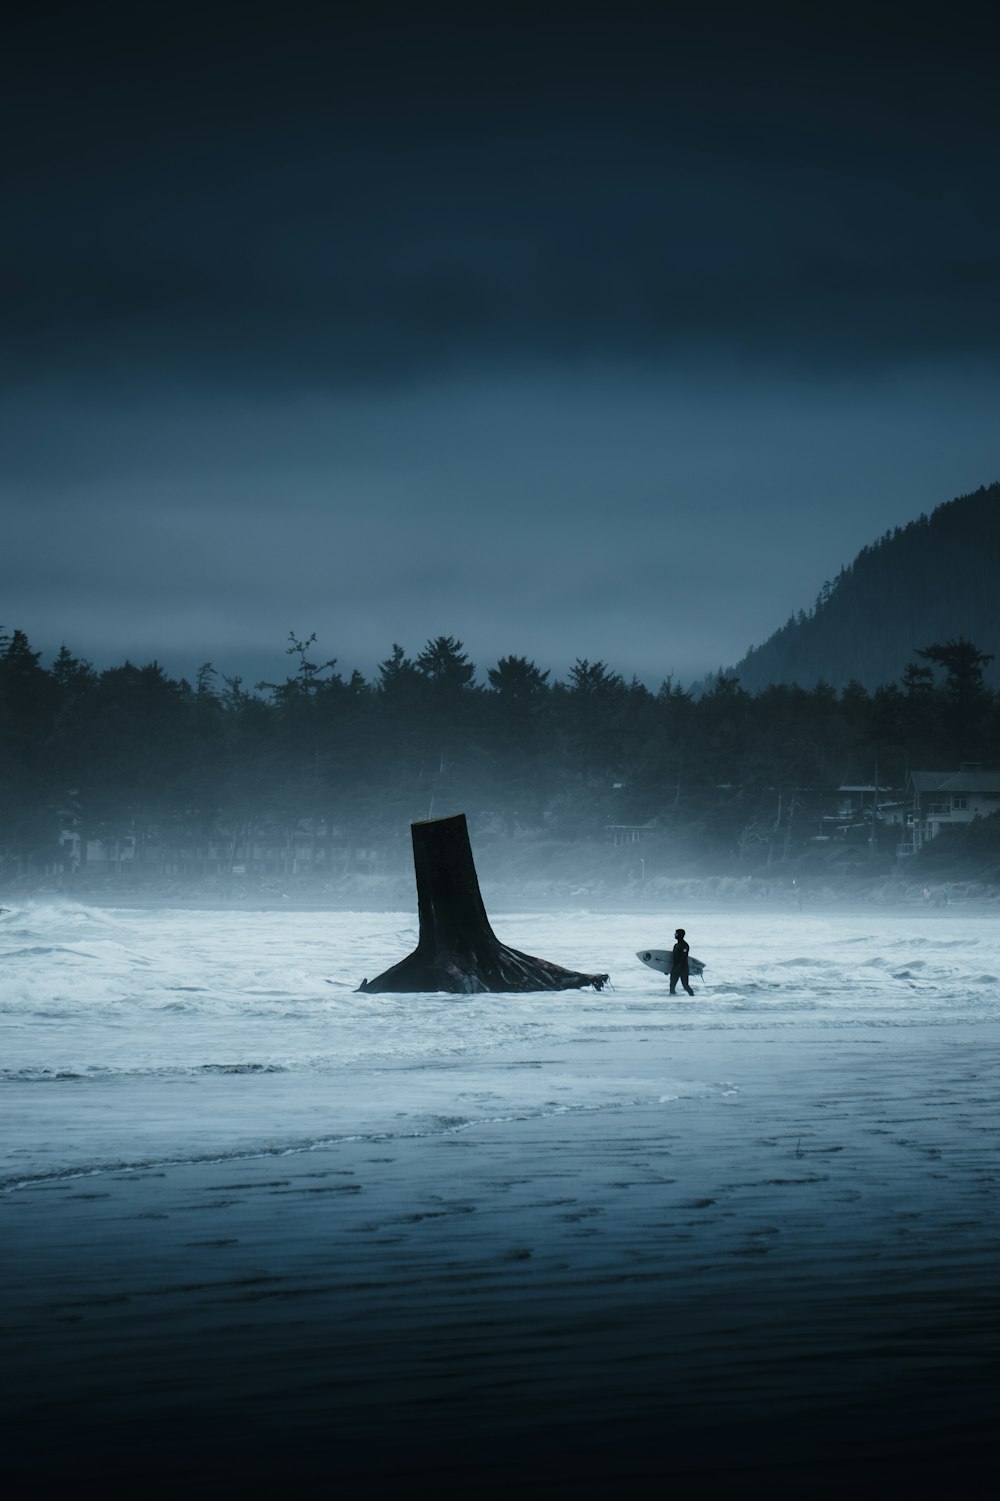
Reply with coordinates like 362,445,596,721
2,901,997,1189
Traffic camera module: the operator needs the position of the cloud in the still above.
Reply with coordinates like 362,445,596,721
3,363,998,686
3,5,999,393
4,3,998,690
6,133,1000,393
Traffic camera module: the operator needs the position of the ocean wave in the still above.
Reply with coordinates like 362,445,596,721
198,1062,288,1075
4,906,1000,1190
774,957,838,968
0,1088,704,1195
888,936,969,950
0,944,102,960
1,1059,290,1084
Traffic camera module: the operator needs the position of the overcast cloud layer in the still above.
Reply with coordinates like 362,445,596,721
3,1,999,686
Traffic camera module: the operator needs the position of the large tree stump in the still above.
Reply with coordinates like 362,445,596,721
358,814,609,994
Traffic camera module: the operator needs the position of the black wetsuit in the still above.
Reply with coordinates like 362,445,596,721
670,938,694,995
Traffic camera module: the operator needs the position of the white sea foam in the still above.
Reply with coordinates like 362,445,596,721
1,901,997,1188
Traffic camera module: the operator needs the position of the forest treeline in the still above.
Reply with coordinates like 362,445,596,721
1,624,997,886
728,482,1000,693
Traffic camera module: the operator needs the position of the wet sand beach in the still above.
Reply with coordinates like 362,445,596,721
5,1012,1000,1499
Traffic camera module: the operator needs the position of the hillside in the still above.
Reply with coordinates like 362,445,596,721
726,482,1000,692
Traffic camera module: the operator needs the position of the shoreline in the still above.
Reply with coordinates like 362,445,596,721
3,889,996,916
5,904,1000,1495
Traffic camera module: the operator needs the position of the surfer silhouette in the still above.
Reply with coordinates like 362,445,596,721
670,928,694,995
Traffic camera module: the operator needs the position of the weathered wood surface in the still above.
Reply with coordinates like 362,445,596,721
358,814,609,994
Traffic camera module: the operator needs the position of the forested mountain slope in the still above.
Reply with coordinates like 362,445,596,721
727,483,1000,692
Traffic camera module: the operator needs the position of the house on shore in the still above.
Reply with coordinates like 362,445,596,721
896,768,1000,857
817,785,906,842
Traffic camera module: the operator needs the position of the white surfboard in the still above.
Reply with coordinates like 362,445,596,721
636,948,705,978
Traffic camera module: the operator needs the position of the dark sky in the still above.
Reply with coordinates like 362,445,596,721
3,0,999,688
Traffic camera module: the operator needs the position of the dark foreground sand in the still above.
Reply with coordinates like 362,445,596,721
4,1062,1000,1501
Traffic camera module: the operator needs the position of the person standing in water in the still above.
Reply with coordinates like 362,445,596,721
670,928,694,995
